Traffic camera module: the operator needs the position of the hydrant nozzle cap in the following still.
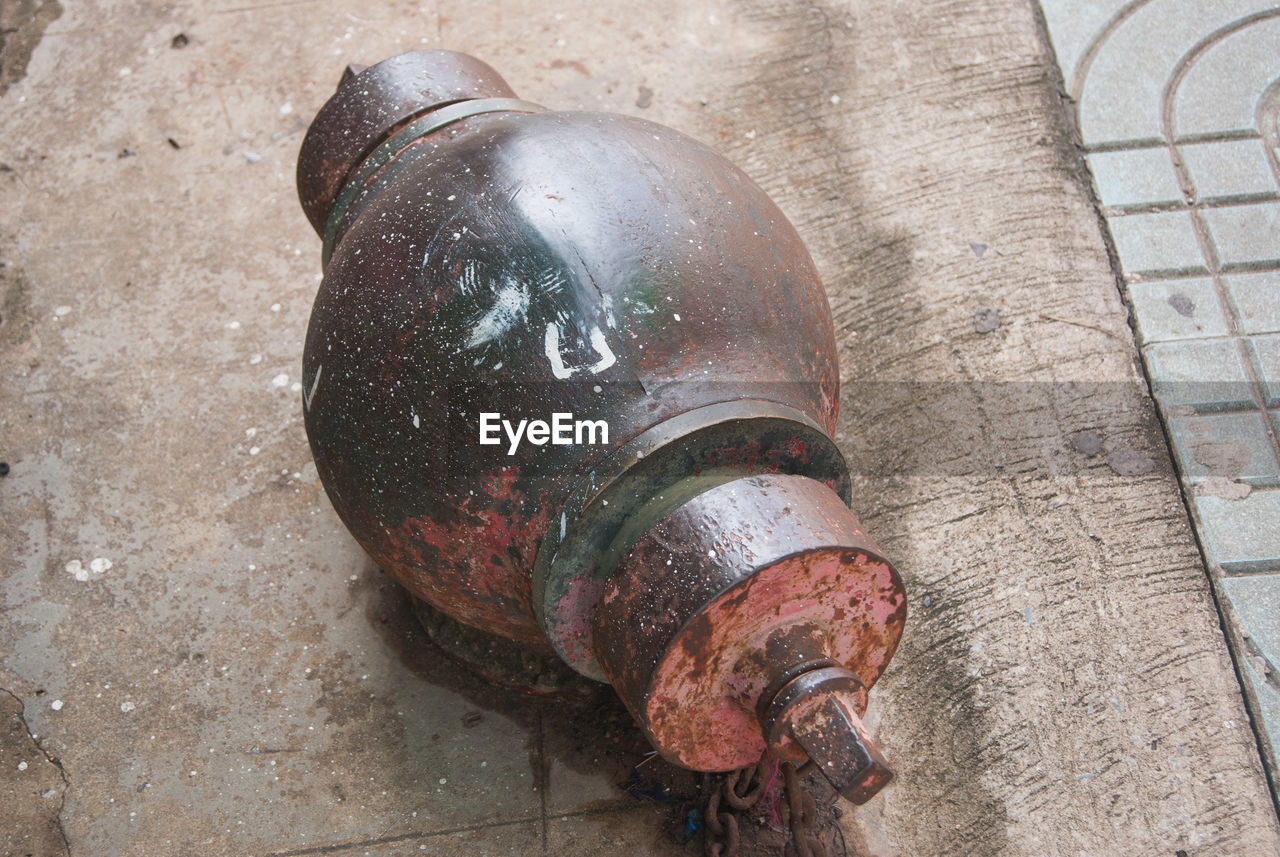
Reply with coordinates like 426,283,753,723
758,665,895,804
297,50,517,235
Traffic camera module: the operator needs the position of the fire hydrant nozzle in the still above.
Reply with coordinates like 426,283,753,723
589,473,903,801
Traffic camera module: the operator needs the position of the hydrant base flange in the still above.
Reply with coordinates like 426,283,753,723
532,399,852,680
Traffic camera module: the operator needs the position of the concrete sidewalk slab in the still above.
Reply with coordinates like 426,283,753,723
2,1,1277,856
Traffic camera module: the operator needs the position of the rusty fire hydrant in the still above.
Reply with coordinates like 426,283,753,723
296,50,905,804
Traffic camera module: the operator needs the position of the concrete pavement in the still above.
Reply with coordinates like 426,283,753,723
2,1,1277,855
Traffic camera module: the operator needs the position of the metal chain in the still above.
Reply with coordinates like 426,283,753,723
782,761,827,857
701,755,829,857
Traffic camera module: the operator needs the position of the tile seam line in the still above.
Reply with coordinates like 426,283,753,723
1029,0,1280,820
258,802,648,857
260,817,531,857
1103,193,1280,216
1158,8,1280,468
1222,561,1280,577
1087,129,1263,153
1143,333,1277,350
1130,259,1280,281
1157,398,1279,415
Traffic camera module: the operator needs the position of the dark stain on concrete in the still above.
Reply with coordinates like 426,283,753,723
0,0,63,98
0,261,35,347
710,2,1014,852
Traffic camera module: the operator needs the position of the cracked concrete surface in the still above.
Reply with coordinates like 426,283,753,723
1,0,1279,855
2,688,69,857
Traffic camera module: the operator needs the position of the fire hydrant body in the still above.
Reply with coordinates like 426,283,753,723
298,51,905,803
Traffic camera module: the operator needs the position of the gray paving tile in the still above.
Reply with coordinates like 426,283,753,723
1195,490,1280,572
1202,203,1280,266
1180,139,1278,200
1168,411,1280,486
1068,0,1276,145
1037,0,1130,91
1108,211,1206,275
1251,334,1280,408
1072,23,1172,144
1227,272,1280,335
1128,278,1228,342
1087,147,1183,206
1144,338,1254,411
1222,576,1280,667
1239,657,1280,778
1174,15,1280,137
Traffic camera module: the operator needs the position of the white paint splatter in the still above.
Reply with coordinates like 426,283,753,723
544,323,616,378
588,326,616,373
50,700,63,711
458,261,479,294
17,761,28,771
271,373,289,388
120,701,135,713
66,559,108,582
54,305,71,317
544,322,573,380
304,365,323,411
466,282,529,349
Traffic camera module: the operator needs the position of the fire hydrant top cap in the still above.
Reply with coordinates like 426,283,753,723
296,50,518,235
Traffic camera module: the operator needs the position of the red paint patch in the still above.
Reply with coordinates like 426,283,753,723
378,467,550,646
